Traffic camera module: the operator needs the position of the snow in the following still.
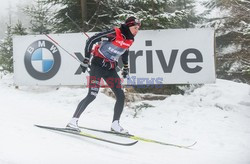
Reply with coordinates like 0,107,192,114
195,0,207,15
0,73,250,164
219,44,241,55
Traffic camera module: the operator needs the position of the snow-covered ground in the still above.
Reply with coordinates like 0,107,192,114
0,73,250,164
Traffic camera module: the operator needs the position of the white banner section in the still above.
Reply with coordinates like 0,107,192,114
13,28,215,86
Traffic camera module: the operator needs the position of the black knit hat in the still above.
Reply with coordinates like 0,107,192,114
125,16,141,27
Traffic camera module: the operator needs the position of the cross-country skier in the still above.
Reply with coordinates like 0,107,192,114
66,16,141,133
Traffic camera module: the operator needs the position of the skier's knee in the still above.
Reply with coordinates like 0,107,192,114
87,94,96,102
87,89,99,101
117,90,125,102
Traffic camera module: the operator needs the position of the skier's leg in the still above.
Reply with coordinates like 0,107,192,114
72,78,101,118
110,83,125,122
73,65,102,118
104,70,127,133
104,70,125,121
67,64,102,130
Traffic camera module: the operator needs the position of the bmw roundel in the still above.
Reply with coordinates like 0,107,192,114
24,40,61,80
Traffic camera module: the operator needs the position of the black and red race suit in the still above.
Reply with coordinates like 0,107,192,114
72,24,135,122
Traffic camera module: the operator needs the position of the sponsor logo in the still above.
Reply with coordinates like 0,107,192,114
115,40,131,47
24,40,61,80
108,47,124,55
129,40,203,74
74,40,204,75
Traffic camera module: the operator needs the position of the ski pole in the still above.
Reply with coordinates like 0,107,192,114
44,33,83,65
31,22,85,65
65,12,90,38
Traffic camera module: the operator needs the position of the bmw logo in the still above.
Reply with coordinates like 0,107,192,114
24,40,61,80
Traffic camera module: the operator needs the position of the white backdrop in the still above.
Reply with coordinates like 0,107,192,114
13,28,215,86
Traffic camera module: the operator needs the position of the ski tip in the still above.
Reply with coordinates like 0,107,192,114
34,124,47,128
130,140,139,146
189,141,197,147
183,141,197,149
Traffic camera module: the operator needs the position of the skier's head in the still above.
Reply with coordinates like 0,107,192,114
125,16,140,36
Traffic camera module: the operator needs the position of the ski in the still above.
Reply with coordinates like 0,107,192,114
79,126,197,149
35,125,138,146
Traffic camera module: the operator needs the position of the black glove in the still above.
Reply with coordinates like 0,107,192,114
80,57,90,73
122,65,129,78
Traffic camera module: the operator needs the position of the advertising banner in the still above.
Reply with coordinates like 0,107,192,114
13,28,215,86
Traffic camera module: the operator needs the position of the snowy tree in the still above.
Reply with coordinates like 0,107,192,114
107,0,198,30
0,22,27,72
201,0,250,83
171,0,200,28
23,0,53,34
41,0,201,32
12,20,28,36
41,0,100,32
0,25,13,72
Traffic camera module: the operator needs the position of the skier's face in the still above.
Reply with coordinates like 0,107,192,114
129,25,140,36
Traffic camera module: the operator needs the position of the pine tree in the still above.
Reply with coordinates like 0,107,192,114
41,0,200,32
12,20,28,35
0,21,27,72
0,25,13,72
23,0,53,34
99,0,201,30
202,0,250,83
171,0,200,28
108,0,193,30
41,0,99,32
